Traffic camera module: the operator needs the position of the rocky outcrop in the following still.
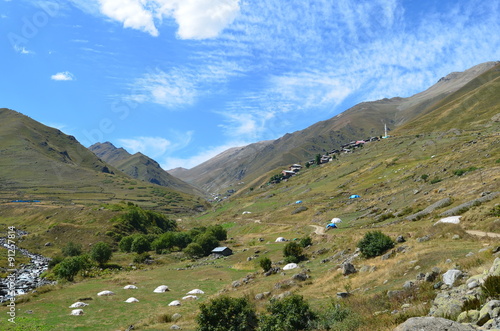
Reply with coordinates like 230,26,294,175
394,316,477,331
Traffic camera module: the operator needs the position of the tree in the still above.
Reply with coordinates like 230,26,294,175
131,235,151,254
259,257,272,272
90,242,112,266
62,242,82,257
195,232,219,256
357,231,394,258
259,295,316,331
283,242,303,263
196,296,257,331
184,242,204,258
315,154,321,165
207,225,227,241
53,255,91,281
299,236,312,248
119,235,135,253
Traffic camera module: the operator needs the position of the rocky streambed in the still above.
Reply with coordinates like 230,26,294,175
0,230,55,302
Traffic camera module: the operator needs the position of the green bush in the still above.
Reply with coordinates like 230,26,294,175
311,300,361,331
299,236,312,248
207,225,228,241
119,235,135,253
283,242,304,262
259,294,316,331
357,231,394,258
184,242,204,258
259,257,272,272
196,296,257,331
90,242,112,266
61,242,82,257
131,235,151,254
133,252,151,264
195,232,219,256
53,255,92,281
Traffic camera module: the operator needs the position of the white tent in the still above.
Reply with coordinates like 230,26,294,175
69,302,88,308
123,285,138,289
97,290,115,296
168,300,181,306
275,237,286,242
187,289,204,294
435,216,461,225
70,309,84,315
283,263,298,270
125,297,139,303
182,295,198,300
153,285,170,293
330,218,342,224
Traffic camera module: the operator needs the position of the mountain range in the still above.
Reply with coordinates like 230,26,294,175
168,61,500,193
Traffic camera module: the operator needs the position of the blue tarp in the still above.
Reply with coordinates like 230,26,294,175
295,200,302,204
349,195,360,199
326,223,337,229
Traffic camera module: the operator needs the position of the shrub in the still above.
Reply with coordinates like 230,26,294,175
259,294,316,331
184,242,204,258
283,242,304,262
357,231,394,258
311,300,361,331
196,296,257,331
53,255,91,281
482,275,500,299
133,252,151,264
207,225,228,241
420,174,429,181
61,242,82,257
195,232,219,256
90,242,112,266
119,235,135,253
430,177,442,184
299,236,312,248
131,235,151,254
259,257,272,272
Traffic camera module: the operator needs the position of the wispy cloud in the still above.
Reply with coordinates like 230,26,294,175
51,71,75,81
14,45,35,55
118,131,193,160
129,61,243,108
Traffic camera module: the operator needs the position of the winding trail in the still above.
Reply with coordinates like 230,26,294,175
466,230,500,238
310,225,326,235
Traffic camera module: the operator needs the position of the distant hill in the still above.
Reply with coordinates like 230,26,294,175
169,61,499,193
0,109,207,214
89,142,203,196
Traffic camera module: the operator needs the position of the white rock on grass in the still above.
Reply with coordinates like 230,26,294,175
153,285,170,293
97,290,115,296
69,302,88,308
125,297,139,303
187,289,204,294
182,295,198,300
123,285,138,289
70,309,84,315
168,300,181,306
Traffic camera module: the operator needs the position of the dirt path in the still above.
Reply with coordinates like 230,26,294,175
466,230,500,238
310,225,326,235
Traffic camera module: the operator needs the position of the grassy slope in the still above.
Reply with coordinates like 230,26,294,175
1,65,499,330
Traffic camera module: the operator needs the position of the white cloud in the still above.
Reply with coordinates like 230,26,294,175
118,136,172,158
129,61,243,108
89,0,239,39
161,141,246,170
14,45,34,55
51,71,75,81
168,0,240,39
98,0,159,36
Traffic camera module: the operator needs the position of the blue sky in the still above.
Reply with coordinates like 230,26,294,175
1,0,499,170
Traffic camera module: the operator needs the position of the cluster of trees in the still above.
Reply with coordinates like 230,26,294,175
118,224,227,259
196,294,360,331
111,204,178,235
51,242,113,281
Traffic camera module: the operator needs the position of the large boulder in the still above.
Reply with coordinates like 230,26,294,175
342,262,357,276
442,269,463,286
394,316,477,331
489,258,500,276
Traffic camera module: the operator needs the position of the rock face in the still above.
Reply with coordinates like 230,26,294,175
342,262,357,276
394,316,477,331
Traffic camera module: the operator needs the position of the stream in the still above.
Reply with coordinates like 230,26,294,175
0,230,55,303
